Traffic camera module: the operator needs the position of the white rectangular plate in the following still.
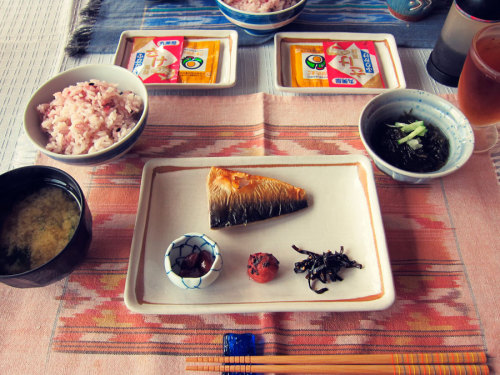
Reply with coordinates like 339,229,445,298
275,32,406,94
113,30,238,89
124,155,395,314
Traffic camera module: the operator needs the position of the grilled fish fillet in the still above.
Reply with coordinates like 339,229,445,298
207,166,308,229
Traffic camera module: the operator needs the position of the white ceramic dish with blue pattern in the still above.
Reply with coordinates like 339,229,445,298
215,0,307,35
359,89,474,184
24,64,148,166
164,233,223,290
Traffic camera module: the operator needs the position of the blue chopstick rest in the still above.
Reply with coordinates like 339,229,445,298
223,333,256,375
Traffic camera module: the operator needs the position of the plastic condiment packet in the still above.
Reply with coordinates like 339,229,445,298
127,36,184,84
179,40,220,84
290,45,329,87
323,40,385,88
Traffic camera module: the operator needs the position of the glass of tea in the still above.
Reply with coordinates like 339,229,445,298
457,23,500,153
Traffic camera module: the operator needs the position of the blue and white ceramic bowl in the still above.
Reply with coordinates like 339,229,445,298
386,0,436,22
359,89,474,184
164,233,223,290
215,0,307,35
24,64,149,166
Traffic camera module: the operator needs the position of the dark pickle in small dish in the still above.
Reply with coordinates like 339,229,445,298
370,113,450,173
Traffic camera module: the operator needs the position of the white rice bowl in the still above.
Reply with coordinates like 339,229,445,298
37,80,143,155
222,0,299,12
215,0,307,36
24,64,149,166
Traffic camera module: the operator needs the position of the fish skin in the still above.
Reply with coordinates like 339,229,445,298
207,166,308,229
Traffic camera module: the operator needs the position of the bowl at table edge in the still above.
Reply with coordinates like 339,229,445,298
24,64,149,166
164,233,223,290
359,89,474,184
0,166,92,288
214,0,307,35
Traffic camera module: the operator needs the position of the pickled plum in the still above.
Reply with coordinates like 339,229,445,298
247,252,279,283
179,250,214,278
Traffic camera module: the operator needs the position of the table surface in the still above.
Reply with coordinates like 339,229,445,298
0,0,462,175
1,1,499,375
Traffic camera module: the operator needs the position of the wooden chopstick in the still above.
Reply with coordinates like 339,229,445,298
185,363,490,374
186,352,487,365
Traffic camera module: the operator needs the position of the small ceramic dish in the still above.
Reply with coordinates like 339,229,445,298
24,64,149,166
164,233,223,290
275,32,406,94
113,30,238,89
215,0,307,35
359,89,474,183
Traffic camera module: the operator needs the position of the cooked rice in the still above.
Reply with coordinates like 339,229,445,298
37,79,143,155
222,0,299,12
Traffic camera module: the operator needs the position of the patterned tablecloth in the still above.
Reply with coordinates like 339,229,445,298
1,93,498,374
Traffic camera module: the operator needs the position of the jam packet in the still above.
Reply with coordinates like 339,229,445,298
290,45,329,87
179,40,220,84
323,40,385,88
127,36,184,84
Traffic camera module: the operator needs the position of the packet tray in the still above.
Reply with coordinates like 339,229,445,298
113,30,238,89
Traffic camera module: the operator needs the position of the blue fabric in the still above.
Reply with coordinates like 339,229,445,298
84,0,452,54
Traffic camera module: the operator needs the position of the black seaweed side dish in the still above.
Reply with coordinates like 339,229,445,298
370,114,450,173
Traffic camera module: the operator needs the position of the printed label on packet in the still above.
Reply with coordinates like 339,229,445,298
127,37,184,83
179,40,220,84
323,40,385,88
291,45,329,87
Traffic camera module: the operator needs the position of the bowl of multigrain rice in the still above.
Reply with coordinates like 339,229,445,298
0,166,92,288
215,0,307,35
24,64,148,165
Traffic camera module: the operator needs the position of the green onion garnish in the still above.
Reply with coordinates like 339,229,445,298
387,120,428,146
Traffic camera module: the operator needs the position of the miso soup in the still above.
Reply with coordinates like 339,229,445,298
0,185,80,275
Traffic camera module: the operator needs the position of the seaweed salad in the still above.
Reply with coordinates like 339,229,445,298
370,114,450,173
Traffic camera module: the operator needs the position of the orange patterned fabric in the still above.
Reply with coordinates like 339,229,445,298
1,93,498,374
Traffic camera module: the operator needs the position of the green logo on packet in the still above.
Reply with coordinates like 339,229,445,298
182,56,204,70
305,54,326,70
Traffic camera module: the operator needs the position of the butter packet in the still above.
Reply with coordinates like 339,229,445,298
179,40,220,84
127,36,184,84
290,45,329,87
323,40,385,88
